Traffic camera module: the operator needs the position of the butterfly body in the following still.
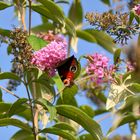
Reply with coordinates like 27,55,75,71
57,55,80,86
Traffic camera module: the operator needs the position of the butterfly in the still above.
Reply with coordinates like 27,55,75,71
56,55,81,87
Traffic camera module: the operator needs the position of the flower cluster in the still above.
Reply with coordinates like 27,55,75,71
133,4,140,16
85,12,139,44
31,32,67,76
86,53,115,85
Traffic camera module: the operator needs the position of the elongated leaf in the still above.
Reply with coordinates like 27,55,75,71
0,102,31,120
0,72,21,81
0,28,10,37
37,0,64,23
35,98,57,121
65,17,76,37
76,30,97,43
101,0,110,6
27,35,48,51
85,29,116,53
56,105,103,140
40,127,77,140
68,0,83,27
0,89,2,102
57,84,78,106
31,5,59,23
0,118,32,132
114,48,121,64
79,134,93,140
108,114,140,135
53,122,76,133
8,98,28,117
11,129,31,140
0,1,12,10
52,74,64,92
31,23,54,33
80,105,95,118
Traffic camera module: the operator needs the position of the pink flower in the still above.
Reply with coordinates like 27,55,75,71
133,4,140,16
86,53,114,85
31,40,67,76
126,61,135,72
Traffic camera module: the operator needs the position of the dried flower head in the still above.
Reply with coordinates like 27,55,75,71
10,28,33,69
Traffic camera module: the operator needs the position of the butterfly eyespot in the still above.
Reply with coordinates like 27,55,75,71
69,65,77,73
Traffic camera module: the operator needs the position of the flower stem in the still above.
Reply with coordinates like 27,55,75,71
24,77,38,140
28,0,32,35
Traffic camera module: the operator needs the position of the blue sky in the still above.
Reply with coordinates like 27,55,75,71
0,0,139,139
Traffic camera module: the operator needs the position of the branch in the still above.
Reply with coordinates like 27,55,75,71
0,85,20,99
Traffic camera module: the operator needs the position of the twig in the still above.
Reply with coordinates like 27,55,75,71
0,85,20,99
28,0,32,35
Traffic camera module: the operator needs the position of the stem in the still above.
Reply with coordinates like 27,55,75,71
0,85,20,99
132,133,137,140
28,0,32,35
24,78,37,140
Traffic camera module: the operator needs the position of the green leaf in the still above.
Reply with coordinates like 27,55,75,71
0,28,10,37
0,118,32,132
27,35,48,51
53,122,76,133
85,29,116,53
31,23,54,33
0,72,21,81
0,89,2,102
40,127,77,140
107,114,140,135
80,105,95,118
0,102,11,114
68,0,83,27
76,30,97,43
57,84,78,106
37,0,65,23
129,11,135,25
11,129,31,140
100,0,110,6
94,109,108,116
0,102,31,121
79,134,93,140
0,1,12,11
56,105,103,140
52,74,65,92
114,48,121,64
31,5,59,23
35,98,57,121
7,98,28,117
65,17,76,37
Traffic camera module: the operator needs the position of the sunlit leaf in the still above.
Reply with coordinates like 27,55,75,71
0,118,32,132
100,0,110,6
56,105,103,140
